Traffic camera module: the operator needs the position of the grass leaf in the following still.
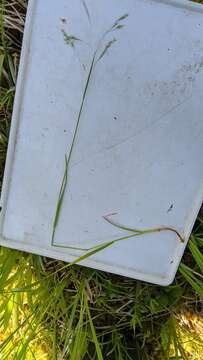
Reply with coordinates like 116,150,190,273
179,263,203,298
189,236,203,272
84,291,103,360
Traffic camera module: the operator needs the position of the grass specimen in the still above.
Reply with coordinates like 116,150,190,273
51,12,129,245
0,1,202,359
51,8,184,254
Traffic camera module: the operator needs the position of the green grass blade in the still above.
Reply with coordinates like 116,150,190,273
103,216,184,242
188,236,203,272
0,53,5,78
51,155,68,244
84,291,103,360
179,263,203,298
52,53,96,244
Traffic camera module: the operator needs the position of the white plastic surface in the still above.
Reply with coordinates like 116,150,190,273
0,0,203,285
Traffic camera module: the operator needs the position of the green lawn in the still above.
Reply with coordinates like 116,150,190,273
0,1,202,359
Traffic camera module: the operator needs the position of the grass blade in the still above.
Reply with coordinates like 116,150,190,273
188,236,203,272
103,216,184,243
179,263,203,298
84,291,103,360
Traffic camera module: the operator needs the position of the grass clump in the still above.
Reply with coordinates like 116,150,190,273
0,1,202,359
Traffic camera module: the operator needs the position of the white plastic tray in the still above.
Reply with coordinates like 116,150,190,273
0,0,203,285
